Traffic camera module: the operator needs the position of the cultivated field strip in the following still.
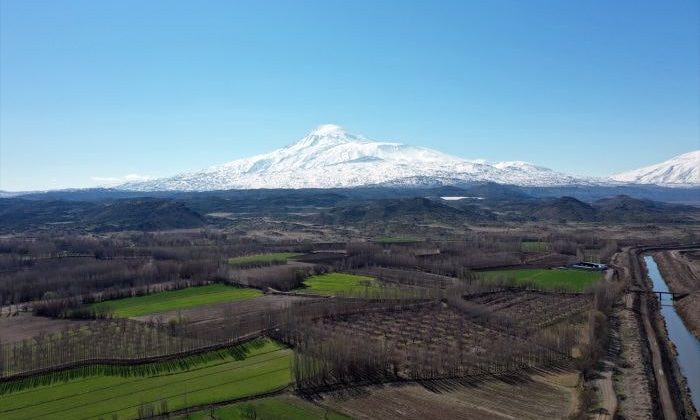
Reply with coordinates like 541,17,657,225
0,340,292,420
321,374,574,419
87,284,262,317
465,290,590,330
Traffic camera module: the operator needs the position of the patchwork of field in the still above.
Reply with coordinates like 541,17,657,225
478,268,602,292
353,267,460,290
0,339,292,420
132,294,314,324
285,299,579,380
228,252,302,267
182,395,349,420
320,372,577,419
464,290,590,332
88,284,262,317
298,273,380,296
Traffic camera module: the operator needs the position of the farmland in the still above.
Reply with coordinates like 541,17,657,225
463,290,590,332
320,372,579,420
1,206,688,419
478,268,602,292
297,272,380,297
228,252,302,267
278,297,585,389
183,395,350,420
88,284,262,317
521,241,551,252
0,339,292,420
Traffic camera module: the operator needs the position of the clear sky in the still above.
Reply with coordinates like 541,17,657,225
1,0,699,191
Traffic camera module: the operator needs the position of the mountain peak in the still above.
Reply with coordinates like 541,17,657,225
310,124,346,136
611,150,700,186
292,124,363,148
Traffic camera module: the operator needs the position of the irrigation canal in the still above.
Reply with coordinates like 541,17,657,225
644,255,700,412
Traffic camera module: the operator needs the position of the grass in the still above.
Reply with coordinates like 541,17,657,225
298,273,380,297
183,395,350,420
0,340,266,394
228,253,302,267
521,241,551,252
88,284,262,317
0,339,292,420
478,268,602,292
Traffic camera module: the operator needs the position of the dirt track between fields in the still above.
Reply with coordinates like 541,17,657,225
592,359,617,420
592,271,619,420
615,290,653,419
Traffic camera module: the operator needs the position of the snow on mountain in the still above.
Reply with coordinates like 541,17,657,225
611,151,700,186
121,124,592,191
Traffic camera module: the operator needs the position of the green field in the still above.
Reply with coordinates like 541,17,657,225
228,253,302,267
298,272,380,296
521,241,551,252
89,284,262,317
0,339,292,420
183,395,349,420
478,268,602,292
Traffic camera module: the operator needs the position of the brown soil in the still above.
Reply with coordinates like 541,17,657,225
615,293,654,419
608,251,656,419
319,372,577,419
652,250,700,339
0,313,93,343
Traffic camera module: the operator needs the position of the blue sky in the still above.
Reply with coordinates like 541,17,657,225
1,0,698,191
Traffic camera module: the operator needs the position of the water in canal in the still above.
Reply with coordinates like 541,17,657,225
644,255,700,411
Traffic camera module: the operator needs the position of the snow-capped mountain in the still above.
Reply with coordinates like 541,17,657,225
611,151,700,187
122,124,593,191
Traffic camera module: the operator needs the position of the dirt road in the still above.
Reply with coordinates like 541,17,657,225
592,269,619,420
592,360,617,420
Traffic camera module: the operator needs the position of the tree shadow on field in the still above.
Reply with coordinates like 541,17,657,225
297,361,577,405
227,337,267,360
416,373,530,394
418,361,575,394
299,380,418,403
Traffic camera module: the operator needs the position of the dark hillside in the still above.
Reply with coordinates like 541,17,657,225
324,197,495,224
531,197,597,222
0,199,98,229
86,198,205,231
593,195,700,223
0,198,205,232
